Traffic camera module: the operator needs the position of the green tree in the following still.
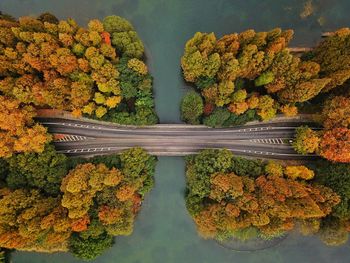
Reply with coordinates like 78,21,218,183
203,108,231,127
254,71,274,86
311,160,350,219
6,144,68,195
185,149,233,199
69,233,114,261
181,91,204,124
103,16,134,33
231,156,265,178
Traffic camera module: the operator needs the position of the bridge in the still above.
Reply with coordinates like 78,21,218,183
37,115,319,160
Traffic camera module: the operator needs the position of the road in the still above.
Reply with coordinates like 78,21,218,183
37,116,320,160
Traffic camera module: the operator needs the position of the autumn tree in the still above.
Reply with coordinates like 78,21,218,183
192,171,338,240
293,126,320,154
0,96,51,158
0,188,72,251
319,128,350,163
284,165,314,180
0,13,157,124
185,149,233,200
103,16,144,59
181,32,220,83
186,149,340,241
60,163,123,219
309,28,350,92
180,28,346,127
321,96,350,129
265,160,283,177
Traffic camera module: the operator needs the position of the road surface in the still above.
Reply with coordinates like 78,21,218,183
37,117,319,160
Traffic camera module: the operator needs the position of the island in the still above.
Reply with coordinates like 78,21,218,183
0,12,157,261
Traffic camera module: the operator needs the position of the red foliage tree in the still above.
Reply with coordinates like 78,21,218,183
320,127,350,163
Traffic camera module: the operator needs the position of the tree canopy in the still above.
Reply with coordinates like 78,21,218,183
186,149,341,243
180,28,350,127
0,147,156,260
0,13,157,125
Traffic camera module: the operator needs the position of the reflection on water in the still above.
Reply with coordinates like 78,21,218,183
1,0,350,262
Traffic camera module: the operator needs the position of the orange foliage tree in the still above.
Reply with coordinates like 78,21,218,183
0,188,72,252
193,172,338,239
0,13,158,125
0,95,51,157
180,28,335,127
319,128,350,163
186,150,340,241
321,96,350,130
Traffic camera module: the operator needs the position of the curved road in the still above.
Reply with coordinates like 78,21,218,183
37,116,319,160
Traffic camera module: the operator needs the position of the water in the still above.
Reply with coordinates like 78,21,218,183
1,0,350,262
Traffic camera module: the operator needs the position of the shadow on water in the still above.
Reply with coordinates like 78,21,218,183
217,234,289,252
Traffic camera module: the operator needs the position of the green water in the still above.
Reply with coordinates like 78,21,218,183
1,0,350,262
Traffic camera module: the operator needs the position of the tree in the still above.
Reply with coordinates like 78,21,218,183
192,172,339,240
319,127,350,163
181,29,332,127
186,150,340,241
69,233,113,261
120,147,156,188
0,96,51,158
284,165,314,180
265,160,283,177
103,16,144,59
309,28,350,92
277,78,331,103
0,188,71,251
6,144,68,195
280,104,298,117
231,156,265,177
181,91,204,124
254,71,274,86
321,96,350,129
60,163,122,219
102,16,134,33
181,32,221,82
185,149,233,199
203,108,231,127
311,160,350,219
293,126,320,154
256,95,277,121
0,13,157,125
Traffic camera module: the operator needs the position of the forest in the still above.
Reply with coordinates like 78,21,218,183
0,11,158,159
0,12,158,127
185,149,350,246
1,9,350,262
0,12,158,262
180,28,350,164
180,28,350,126
0,146,156,261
